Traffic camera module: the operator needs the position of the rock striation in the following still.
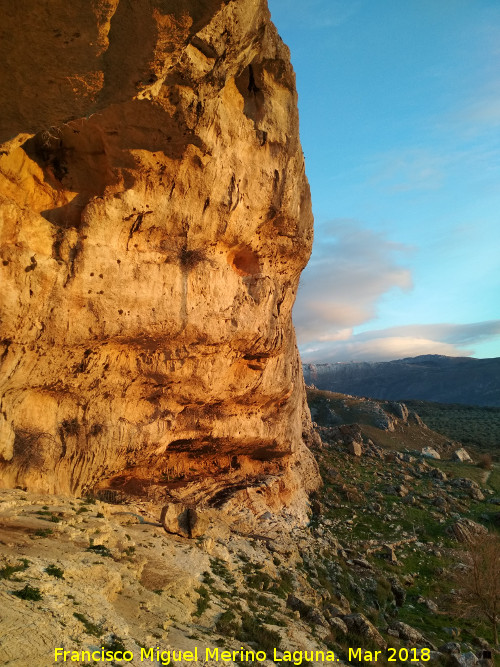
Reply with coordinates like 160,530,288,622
0,0,319,517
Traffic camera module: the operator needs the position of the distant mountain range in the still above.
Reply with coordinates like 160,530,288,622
303,355,500,407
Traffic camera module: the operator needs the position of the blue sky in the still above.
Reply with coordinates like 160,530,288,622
268,0,500,362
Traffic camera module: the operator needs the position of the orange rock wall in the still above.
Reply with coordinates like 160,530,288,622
0,0,319,515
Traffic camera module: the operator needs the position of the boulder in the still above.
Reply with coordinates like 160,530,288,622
160,503,208,539
391,621,426,644
408,411,426,427
348,440,363,457
390,577,406,605
448,518,487,544
327,616,348,635
451,479,485,501
422,447,441,460
452,448,473,463
343,613,386,648
429,468,448,481
439,643,462,655
451,652,479,667
0,0,319,515
286,594,312,618
388,402,409,421
324,604,347,619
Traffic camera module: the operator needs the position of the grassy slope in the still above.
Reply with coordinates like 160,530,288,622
305,387,500,662
405,400,500,456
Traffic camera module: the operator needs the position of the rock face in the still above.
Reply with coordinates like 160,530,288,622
0,0,319,516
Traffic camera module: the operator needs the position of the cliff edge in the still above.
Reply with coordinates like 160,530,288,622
0,0,319,519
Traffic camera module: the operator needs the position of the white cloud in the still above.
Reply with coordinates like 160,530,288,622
299,321,500,363
293,219,412,343
293,217,500,362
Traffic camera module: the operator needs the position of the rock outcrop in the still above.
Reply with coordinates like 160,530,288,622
0,0,319,518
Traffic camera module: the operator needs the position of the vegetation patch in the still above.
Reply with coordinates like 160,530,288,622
194,586,210,616
45,564,64,579
85,544,112,558
73,612,104,637
0,559,30,580
12,584,42,601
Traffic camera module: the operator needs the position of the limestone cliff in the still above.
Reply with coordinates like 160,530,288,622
0,0,319,517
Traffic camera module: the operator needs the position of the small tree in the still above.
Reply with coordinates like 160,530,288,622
451,532,500,645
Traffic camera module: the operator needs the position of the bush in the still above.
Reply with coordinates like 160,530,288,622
102,635,126,653
12,584,42,601
194,586,210,616
0,559,30,580
215,609,239,635
236,612,282,652
246,571,273,591
33,528,53,538
477,454,493,470
73,612,104,637
210,557,236,585
45,564,64,579
85,544,112,558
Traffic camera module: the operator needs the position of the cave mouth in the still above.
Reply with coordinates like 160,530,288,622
228,246,261,276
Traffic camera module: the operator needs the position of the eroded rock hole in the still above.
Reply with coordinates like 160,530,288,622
228,247,260,276
235,62,265,125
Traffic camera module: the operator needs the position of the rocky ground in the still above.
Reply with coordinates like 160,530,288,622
0,394,499,667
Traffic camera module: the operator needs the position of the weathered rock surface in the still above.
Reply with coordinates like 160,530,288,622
422,447,441,460
160,502,208,539
343,613,386,648
452,448,473,463
0,0,319,516
448,518,488,543
390,621,427,645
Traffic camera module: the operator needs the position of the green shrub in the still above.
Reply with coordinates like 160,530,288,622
236,612,282,652
102,635,126,653
194,586,210,616
202,571,215,585
246,571,273,591
0,559,30,580
12,584,42,601
215,609,239,635
73,612,104,637
85,544,112,558
210,558,236,585
33,528,53,537
45,564,64,579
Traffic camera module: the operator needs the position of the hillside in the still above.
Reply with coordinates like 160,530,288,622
303,355,500,407
404,400,500,455
1,393,499,665
306,388,500,461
